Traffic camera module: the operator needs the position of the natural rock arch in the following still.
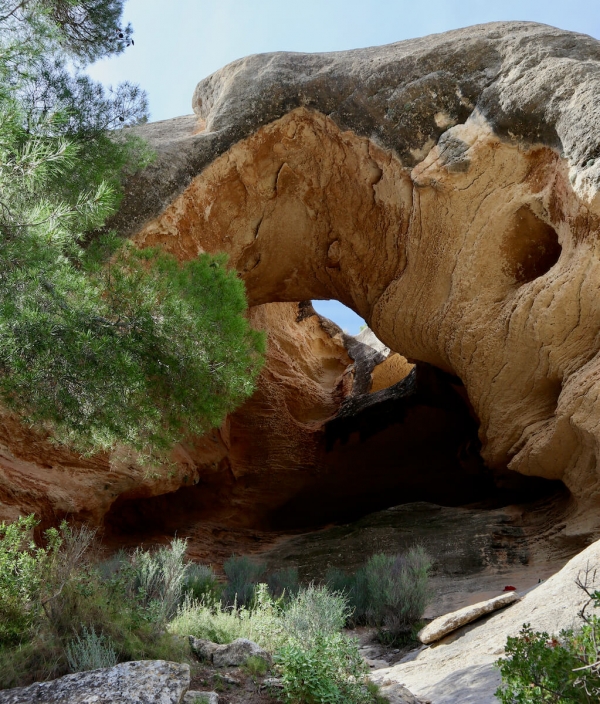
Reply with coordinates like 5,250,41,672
119,21,600,531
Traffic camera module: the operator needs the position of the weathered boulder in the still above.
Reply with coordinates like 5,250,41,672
418,591,521,644
0,660,190,704
189,637,270,667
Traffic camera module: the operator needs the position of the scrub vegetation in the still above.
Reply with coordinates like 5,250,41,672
0,514,431,703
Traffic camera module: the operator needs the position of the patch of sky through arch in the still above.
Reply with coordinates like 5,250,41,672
311,300,366,336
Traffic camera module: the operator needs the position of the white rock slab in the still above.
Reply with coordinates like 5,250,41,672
418,591,520,644
0,660,190,704
372,538,600,704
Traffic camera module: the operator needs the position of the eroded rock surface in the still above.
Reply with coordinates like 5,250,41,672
418,591,521,644
122,22,600,533
372,537,600,704
0,660,190,704
2,22,600,541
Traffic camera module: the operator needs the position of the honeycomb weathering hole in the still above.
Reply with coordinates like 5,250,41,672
502,207,562,285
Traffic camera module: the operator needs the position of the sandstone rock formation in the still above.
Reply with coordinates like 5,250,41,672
2,21,600,541
0,660,190,704
372,535,600,704
118,21,600,533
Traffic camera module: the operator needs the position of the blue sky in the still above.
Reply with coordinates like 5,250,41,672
89,0,600,334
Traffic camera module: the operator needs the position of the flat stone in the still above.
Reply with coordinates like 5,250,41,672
0,660,190,704
418,592,520,644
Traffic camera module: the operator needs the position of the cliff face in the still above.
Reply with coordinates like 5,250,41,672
2,22,600,536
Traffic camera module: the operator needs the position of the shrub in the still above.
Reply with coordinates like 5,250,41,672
222,555,265,607
169,583,285,652
282,584,350,643
267,567,300,600
65,626,118,673
129,538,188,624
183,563,222,603
326,565,370,625
496,571,600,703
326,546,431,637
276,631,373,704
0,517,191,688
242,654,270,677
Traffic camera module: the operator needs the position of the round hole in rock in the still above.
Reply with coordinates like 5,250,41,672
501,206,562,285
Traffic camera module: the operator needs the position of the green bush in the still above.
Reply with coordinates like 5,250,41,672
496,622,600,703
496,573,600,704
242,654,270,677
0,517,190,689
183,563,222,604
169,583,285,652
267,567,300,600
276,631,374,704
222,555,265,607
65,626,118,673
327,546,432,638
282,584,350,642
129,538,188,624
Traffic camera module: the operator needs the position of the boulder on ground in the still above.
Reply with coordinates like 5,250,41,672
189,637,270,667
0,660,190,704
418,591,521,644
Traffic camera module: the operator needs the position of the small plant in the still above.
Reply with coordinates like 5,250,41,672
222,555,265,607
276,631,374,704
169,583,284,652
243,654,269,677
326,546,432,638
183,563,222,603
65,626,118,673
129,538,188,624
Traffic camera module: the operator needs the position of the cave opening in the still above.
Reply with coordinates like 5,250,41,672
104,302,567,545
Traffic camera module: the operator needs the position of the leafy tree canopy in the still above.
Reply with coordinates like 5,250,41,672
0,1,265,458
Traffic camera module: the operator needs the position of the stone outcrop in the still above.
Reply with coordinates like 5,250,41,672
117,21,600,532
372,535,600,704
417,591,521,644
0,660,190,704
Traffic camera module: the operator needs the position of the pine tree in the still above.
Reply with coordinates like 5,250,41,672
0,1,265,457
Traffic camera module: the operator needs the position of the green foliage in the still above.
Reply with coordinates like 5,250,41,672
65,626,117,673
276,632,374,704
267,566,300,600
326,546,432,637
0,515,55,644
282,584,350,642
242,654,269,677
0,0,264,456
0,516,190,688
496,572,600,704
183,563,222,604
169,583,285,652
128,538,189,625
222,555,266,607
